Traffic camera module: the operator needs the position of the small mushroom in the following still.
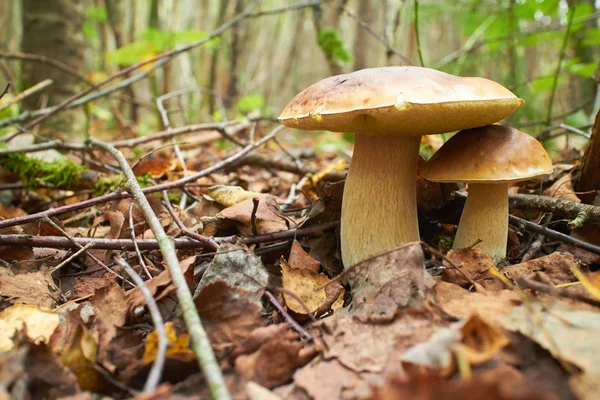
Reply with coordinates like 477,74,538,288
420,125,553,262
279,66,524,268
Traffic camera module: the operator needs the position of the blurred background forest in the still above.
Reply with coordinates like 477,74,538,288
0,0,598,150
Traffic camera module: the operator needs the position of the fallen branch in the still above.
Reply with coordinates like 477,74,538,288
0,221,339,250
87,136,230,400
509,193,600,229
0,126,282,230
0,79,53,112
509,214,600,256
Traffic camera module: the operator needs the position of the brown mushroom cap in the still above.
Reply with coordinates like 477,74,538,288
420,125,553,183
278,66,524,136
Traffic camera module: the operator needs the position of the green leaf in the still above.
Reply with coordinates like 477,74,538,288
107,41,156,66
567,62,597,78
172,30,221,49
85,6,107,22
565,110,590,128
317,29,352,65
139,28,174,52
530,75,566,93
582,28,600,47
236,95,265,114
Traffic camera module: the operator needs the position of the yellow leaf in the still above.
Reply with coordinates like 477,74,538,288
0,304,59,352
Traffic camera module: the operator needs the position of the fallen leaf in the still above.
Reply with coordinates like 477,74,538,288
208,185,263,207
217,193,288,234
501,299,600,399
235,329,318,388
348,243,428,322
289,240,320,272
501,252,579,286
441,248,495,288
280,256,344,316
197,241,267,299
0,271,59,308
0,304,59,351
194,280,264,358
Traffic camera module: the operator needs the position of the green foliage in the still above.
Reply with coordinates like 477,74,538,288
107,28,220,66
0,153,87,189
83,7,108,40
564,110,590,128
95,173,152,195
236,95,265,114
317,29,352,65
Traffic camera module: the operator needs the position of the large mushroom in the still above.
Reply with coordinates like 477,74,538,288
420,125,553,262
278,66,524,268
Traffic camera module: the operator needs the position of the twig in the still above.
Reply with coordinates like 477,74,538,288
521,214,552,262
509,214,600,256
42,216,130,283
508,193,600,228
263,290,313,341
413,0,425,67
517,276,600,308
250,197,260,236
0,82,10,101
0,79,53,112
49,242,94,274
128,202,151,278
161,191,219,252
335,1,413,65
116,257,167,392
87,137,230,400
536,123,591,141
0,221,339,250
0,51,92,85
546,3,575,126
0,126,282,230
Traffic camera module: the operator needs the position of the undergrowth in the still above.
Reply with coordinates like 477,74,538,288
0,152,87,189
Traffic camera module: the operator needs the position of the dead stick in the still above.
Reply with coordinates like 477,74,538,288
0,126,282,230
0,221,338,250
509,214,600,255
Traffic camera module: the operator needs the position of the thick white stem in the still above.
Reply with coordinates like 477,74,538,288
341,134,421,268
454,182,508,262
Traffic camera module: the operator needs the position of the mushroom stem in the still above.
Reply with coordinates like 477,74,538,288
454,182,508,262
341,134,421,268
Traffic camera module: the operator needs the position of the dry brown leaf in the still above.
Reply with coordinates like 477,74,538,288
501,300,600,400
217,193,288,234
280,256,344,316
289,240,320,272
441,248,495,288
348,243,428,321
208,185,263,207
235,329,318,388
431,282,522,327
0,271,59,308
502,252,579,286
194,280,264,358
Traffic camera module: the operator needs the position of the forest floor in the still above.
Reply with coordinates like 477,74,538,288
1,113,600,400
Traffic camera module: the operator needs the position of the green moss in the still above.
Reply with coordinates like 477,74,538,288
0,152,87,189
317,29,352,65
94,172,153,195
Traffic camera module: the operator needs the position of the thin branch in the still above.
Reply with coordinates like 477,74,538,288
0,82,10,101
128,202,151,278
87,137,230,400
413,0,425,67
509,214,600,256
0,221,339,250
0,126,282,230
0,51,93,85
263,290,313,341
335,1,413,65
546,4,575,126
0,79,53,112
116,257,167,392
508,193,600,228
161,191,219,251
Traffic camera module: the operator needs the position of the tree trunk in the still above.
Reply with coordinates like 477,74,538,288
21,0,86,138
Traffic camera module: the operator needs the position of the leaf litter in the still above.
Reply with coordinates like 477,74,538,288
0,121,599,400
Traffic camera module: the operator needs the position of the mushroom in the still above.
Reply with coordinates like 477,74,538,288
278,66,524,268
419,125,553,262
